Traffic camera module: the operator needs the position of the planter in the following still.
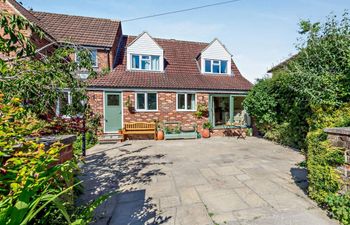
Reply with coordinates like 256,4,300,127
118,130,123,135
157,130,164,140
128,106,135,113
202,129,210,138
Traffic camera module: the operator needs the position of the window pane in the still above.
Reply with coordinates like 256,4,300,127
141,56,150,70
151,56,160,70
90,50,97,67
205,60,211,72
107,94,119,106
132,55,140,69
147,93,157,110
187,94,195,110
59,92,70,115
137,93,145,109
221,60,227,73
213,60,220,73
177,94,185,110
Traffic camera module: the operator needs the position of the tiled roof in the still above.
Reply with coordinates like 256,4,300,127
31,11,120,47
6,0,55,40
88,36,253,91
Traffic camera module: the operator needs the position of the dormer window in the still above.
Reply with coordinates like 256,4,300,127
200,39,232,75
204,59,228,74
132,54,160,71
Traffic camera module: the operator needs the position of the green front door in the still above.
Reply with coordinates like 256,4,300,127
104,92,122,133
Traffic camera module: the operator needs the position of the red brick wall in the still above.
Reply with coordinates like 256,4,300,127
123,91,209,132
87,90,247,137
87,91,104,133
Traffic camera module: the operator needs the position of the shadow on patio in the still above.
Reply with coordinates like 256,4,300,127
77,143,172,225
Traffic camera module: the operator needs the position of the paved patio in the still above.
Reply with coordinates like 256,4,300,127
78,137,338,225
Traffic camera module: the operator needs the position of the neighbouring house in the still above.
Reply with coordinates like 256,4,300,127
1,0,253,137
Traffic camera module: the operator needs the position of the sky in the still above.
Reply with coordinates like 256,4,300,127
21,0,349,82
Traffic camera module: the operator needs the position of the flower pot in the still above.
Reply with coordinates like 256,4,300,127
202,129,210,138
118,130,123,135
157,130,164,140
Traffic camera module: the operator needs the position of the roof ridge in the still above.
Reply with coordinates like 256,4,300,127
32,10,120,23
124,34,209,45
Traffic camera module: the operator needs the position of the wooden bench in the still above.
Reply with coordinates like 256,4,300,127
123,122,156,141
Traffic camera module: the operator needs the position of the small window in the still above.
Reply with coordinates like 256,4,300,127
76,49,98,67
131,54,160,71
177,93,196,111
205,60,211,73
137,93,145,110
56,91,71,117
107,95,119,106
136,93,157,111
132,55,140,69
204,59,228,74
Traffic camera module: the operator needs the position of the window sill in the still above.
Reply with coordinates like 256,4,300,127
128,69,164,73
134,110,159,112
176,110,196,112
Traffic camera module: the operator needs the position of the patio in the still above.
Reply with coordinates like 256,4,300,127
78,137,338,225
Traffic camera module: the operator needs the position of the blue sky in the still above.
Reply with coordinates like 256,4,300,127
21,0,349,82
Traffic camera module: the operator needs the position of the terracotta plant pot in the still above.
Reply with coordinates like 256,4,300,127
202,129,210,138
118,130,123,135
157,130,164,140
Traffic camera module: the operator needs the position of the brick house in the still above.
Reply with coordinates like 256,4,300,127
1,0,253,136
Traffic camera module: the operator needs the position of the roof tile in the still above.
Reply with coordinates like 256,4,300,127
31,11,120,47
88,36,253,91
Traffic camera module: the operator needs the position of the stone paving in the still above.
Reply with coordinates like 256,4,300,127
79,137,338,225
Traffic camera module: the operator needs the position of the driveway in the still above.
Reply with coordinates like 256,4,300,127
79,137,338,225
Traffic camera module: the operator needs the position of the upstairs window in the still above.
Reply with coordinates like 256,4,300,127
76,49,98,67
204,59,228,74
132,54,160,71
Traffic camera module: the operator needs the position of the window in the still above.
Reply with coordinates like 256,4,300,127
136,93,157,111
131,54,160,71
204,59,228,74
76,49,98,67
107,95,119,106
56,91,72,117
177,93,196,111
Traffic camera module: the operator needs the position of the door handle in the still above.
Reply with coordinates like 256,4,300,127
105,119,108,122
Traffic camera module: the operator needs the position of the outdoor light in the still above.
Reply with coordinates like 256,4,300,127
80,99,87,157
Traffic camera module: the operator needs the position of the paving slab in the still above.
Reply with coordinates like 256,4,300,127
79,137,338,225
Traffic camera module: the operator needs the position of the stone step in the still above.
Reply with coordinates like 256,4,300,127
98,134,123,144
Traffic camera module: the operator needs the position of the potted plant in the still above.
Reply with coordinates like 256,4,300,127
202,121,212,138
194,103,208,119
118,129,123,135
156,121,164,140
125,96,135,113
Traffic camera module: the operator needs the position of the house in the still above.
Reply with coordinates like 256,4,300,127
1,0,253,137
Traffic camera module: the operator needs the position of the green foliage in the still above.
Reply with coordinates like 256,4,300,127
0,10,108,224
73,132,98,155
202,121,213,130
326,193,350,225
244,12,350,224
194,103,208,119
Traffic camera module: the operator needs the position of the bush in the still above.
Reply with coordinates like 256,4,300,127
0,96,107,224
244,12,350,224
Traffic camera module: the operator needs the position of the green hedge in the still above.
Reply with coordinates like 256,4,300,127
243,13,350,224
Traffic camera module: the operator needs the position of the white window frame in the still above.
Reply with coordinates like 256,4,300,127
75,48,98,68
135,92,158,112
204,59,228,74
56,90,72,118
176,93,197,111
131,54,160,71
